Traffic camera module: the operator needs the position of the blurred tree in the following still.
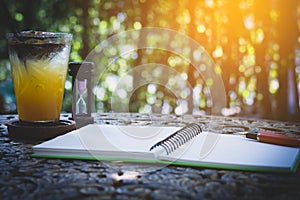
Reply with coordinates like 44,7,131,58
222,0,244,110
73,0,90,58
252,0,273,119
275,0,300,121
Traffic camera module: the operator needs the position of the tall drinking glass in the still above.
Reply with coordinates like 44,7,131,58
7,31,72,124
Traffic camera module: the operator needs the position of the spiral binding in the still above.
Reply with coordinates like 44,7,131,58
149,123,202,155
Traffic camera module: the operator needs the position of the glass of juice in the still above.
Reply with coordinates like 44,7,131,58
7,31,72,124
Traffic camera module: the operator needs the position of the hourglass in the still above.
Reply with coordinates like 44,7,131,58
69,62,94,128
76,79,87,114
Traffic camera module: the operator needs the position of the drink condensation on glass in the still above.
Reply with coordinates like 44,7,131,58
7,31,72,123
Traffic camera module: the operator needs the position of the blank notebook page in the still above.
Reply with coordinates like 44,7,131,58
34,124,181,153
161,132,299,170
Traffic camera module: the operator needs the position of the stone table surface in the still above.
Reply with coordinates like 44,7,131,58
0,113,299,200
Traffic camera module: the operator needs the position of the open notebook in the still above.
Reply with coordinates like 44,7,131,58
32,124,300,173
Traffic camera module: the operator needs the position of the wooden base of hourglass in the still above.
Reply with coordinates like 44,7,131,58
74,115,94,129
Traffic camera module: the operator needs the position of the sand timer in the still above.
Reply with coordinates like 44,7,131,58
76,79,87,114
69,62,94,128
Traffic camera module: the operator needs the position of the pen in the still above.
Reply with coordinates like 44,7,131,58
246,131,300,147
